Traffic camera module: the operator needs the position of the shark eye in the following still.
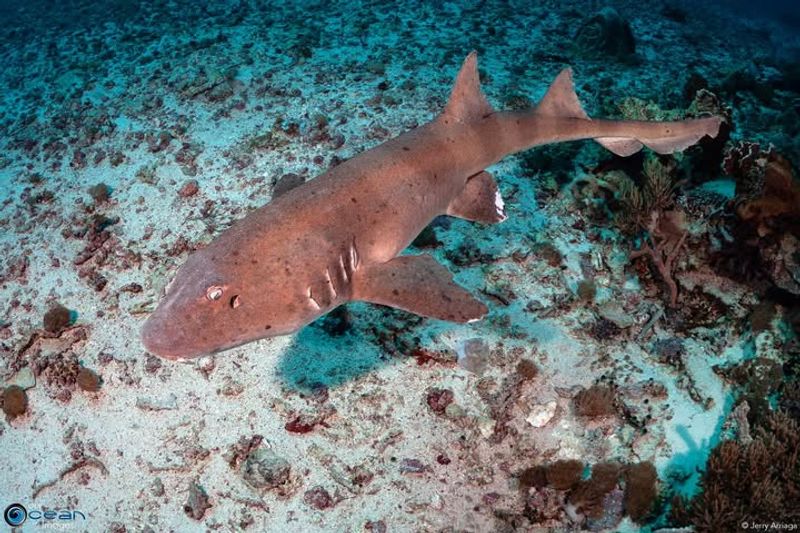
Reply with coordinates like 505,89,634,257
206,286,224,301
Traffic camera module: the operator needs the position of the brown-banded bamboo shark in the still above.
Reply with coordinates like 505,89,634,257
141,51,721,359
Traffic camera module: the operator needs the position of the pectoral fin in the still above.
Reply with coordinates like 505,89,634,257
447,171,507,224
352,255,488,323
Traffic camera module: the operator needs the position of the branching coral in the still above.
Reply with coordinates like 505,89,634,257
617,156,689,306
671,411,800,531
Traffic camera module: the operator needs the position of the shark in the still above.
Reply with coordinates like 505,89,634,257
141,52,721,359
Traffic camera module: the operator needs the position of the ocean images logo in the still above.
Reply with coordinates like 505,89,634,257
4,503,26,526
3,503,86,526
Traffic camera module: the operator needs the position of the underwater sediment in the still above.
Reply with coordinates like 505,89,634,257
1,0,799,531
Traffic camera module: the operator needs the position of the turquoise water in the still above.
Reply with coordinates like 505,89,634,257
1,1,799,531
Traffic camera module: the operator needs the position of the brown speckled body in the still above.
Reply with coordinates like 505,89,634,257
141,52,721,358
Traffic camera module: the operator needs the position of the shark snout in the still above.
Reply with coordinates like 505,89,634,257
140,312,194,360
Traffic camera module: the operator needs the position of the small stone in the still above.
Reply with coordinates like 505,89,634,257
598,302,635,328
178,180,199,197
444,403,465,419
476,415,495,437
365,520,387,533
144,354,162,374
6,367,35,390
456,338,490,375
398,458,427,475
426,388,454,415
364,59,385,75
183,481,211,520
526,400,558,428
151,477,165,497
87,182,111,203
303,485,333,510
272,173,305,198
430,493,444,510
241,448,291,490
2,385,28,419
574,8,636,62
136,393,178,411
43,303,72,333
196,355,215,376
77,367,101,392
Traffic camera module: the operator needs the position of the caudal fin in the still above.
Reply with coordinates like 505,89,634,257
535,68,641,156
626,117,722,154
592,116,722,155
535,67,722,156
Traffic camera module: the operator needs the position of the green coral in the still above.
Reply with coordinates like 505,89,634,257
617,97,683,122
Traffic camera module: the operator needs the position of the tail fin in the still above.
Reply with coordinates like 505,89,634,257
535,68,722,156
625,117,723,155
592,116,722,156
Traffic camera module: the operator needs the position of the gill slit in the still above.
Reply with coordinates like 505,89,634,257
307,286,321,310
324,267,337,299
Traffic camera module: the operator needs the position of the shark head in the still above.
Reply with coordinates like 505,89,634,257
140,245,303,360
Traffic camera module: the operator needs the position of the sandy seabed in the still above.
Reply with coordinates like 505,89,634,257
1,1,799,531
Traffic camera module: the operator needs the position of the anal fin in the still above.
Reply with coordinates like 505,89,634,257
595,137,644,157
352,255,488,323
447,171,507,224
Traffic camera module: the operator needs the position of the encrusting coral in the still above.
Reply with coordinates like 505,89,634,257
725,142,800,236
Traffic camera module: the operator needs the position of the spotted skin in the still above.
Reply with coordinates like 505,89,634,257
141,52,721,359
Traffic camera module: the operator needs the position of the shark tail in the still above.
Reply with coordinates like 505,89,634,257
536,68,722,156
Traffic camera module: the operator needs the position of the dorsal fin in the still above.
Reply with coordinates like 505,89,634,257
441,51,495,123
535,67,589,119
